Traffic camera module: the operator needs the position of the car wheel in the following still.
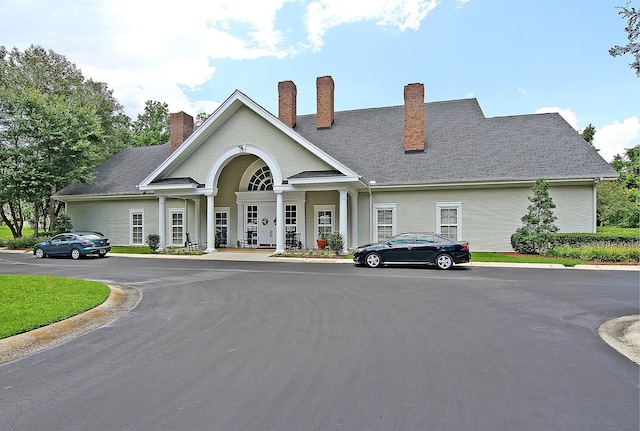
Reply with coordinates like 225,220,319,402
435,253,453,270
70,248,81,260
365,252,382,268
34,247,46,259
98,249,107,258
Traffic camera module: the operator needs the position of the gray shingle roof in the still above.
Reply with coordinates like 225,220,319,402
58,98,617,197
57,143,171,196
293,99,617,185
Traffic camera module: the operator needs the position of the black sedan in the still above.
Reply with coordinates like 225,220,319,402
34,232,111,260
353,233,470,269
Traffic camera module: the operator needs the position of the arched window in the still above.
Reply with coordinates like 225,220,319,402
248,166,273,191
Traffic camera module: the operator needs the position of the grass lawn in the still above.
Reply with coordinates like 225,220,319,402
597,226,640,237
110,246,156,254
471,252,582,267
0,275,110,339
0,225,34,241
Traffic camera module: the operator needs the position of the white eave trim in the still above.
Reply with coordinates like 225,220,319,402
287,175,361,185
55,194,155,202
138,183,200,192
367,177,609,191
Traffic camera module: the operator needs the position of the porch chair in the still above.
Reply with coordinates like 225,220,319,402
185,232,200,251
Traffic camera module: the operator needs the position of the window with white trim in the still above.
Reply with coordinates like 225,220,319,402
215,209,229,247
130,210,144,245
285,205,297,233
374,204,396,242
246,205,258,246
248,166,273,191
315,205,335,239
436,202,462,241
170,210,184,246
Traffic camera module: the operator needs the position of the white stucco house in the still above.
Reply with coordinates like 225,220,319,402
56,76,618,253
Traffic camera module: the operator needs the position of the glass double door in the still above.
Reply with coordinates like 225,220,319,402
246,204,276,247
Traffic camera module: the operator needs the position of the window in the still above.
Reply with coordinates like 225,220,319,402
130,210,144,245
373,204,396,242
388,233,413,245
285,205,297,233
170,211,184,245
436,202,462,241
248,166,273,191
315,205,335,239
215,210,228,247
246,205,258,246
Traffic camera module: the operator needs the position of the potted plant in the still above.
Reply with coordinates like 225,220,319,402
316,229,328,249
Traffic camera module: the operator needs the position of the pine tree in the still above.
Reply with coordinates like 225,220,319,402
513,179,559,254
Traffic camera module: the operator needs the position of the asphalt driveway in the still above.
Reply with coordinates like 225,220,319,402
0,252,638,430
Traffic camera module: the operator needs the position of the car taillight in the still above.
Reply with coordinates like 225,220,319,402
81,240,89,245
462,244,469,251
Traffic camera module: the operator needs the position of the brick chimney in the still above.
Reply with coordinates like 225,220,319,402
316,75,334,129
404,83,425,153
170,111,194,154
278,80,297,128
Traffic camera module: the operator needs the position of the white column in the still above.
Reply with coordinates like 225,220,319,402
275,191,285,254
339,189,348,254
205,192,216,253
350,192,359,248
158,196,166,250
193,198,201,244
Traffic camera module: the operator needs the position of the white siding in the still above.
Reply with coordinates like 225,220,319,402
355,184,596,252
169,107,334,183
67,198,159,246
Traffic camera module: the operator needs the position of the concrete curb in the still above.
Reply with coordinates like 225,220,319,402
598,315,640,365
0,284,141,365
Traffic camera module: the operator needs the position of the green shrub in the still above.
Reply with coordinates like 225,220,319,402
52,214,73,234
146,233,161,252
6,235,50,250
327,232,344,254
547,244,639,263
513,231,639,254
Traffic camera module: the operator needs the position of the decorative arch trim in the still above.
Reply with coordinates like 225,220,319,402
205,144,283,190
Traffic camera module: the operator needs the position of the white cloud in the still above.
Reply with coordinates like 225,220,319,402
2,0,439,117
305,0,439,50
535,107,578,130
593,117,640,162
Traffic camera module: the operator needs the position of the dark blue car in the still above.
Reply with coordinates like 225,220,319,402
353,232,470,269
34,232,111,260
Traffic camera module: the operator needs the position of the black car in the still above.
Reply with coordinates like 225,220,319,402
34,232,111,260
353,232,470,269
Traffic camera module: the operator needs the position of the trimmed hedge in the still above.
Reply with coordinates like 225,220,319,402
512,232,639,254
547,245,639,263
6,235,51,250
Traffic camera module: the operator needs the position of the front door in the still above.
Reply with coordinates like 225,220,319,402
257,204,276,247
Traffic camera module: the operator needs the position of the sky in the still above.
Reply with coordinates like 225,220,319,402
1,0,639,161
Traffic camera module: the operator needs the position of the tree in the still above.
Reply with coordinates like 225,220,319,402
0,45,124,238
512,179,558,254
130,100,170,147
580,124,598,150
195,112,212,127
597,181,639,227
598,144,640,227
611,144,640,189
609,2,640,76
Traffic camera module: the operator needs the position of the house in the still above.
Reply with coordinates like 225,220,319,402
56,76,618,252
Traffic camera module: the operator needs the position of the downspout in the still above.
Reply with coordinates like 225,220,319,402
369,180,376,243
593,178,602,233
